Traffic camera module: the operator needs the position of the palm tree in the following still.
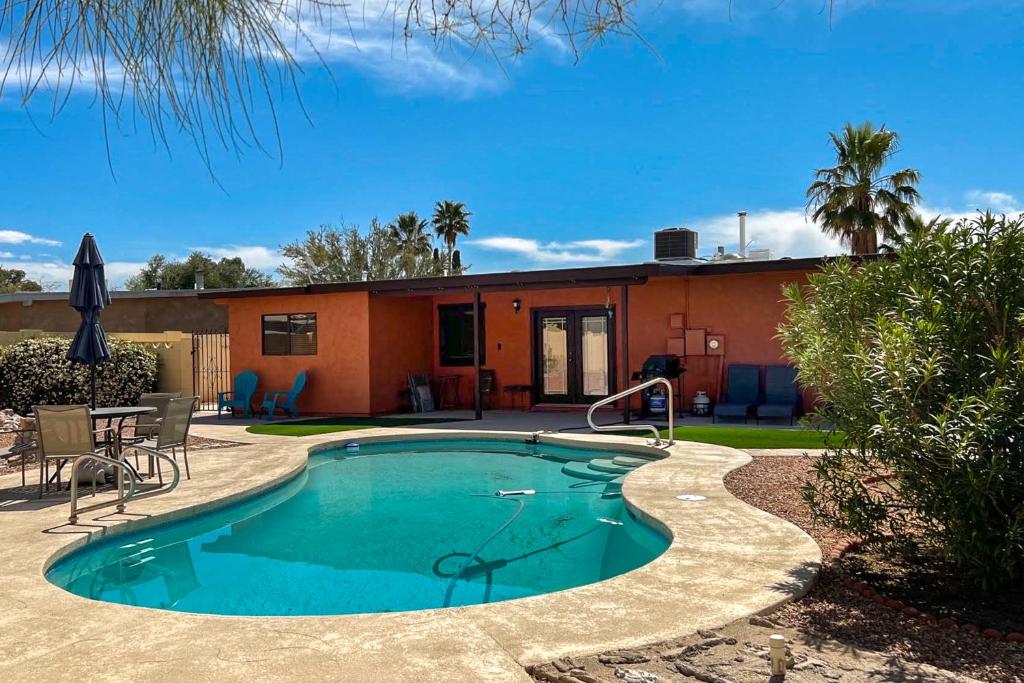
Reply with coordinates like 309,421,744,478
807,122,921,255
432,200,472,276
389,212,432,278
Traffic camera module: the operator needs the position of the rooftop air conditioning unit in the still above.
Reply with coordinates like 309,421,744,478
654,228,698,261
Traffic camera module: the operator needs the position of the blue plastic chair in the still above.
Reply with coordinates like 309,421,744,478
261,371,307,419
713,365,760,423
217,370,259,418
756,365,800,424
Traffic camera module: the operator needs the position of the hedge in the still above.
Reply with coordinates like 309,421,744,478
0,336,158,415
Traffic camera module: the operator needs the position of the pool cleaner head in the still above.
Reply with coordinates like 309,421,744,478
495,489,536,497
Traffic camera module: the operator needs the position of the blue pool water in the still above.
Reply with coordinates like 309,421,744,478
47,439,669,616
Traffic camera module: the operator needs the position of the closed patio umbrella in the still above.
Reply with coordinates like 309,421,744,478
66,233,112,409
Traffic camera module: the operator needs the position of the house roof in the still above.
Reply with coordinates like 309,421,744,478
198,256,837,300
0,288,236,306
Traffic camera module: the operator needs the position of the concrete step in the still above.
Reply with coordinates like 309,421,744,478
587,459,635,475
561,461,620,482
611,455,656,467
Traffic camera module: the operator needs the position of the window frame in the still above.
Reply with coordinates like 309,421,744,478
261,312,318,356
438,303,486,367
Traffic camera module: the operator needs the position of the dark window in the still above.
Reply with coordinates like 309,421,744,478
439,303,485,367
262,313,317,356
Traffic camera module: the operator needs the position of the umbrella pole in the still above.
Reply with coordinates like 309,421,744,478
90,364,96,409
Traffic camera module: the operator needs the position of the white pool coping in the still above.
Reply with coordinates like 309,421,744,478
0,428,820,682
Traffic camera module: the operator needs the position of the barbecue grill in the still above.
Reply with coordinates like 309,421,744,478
631,353,684,418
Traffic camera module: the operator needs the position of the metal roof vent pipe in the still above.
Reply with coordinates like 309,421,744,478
194,268,205,290
738,211,748,258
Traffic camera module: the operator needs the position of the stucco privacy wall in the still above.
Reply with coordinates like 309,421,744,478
0,294,226,332
0,330,195,397
220,291,373,415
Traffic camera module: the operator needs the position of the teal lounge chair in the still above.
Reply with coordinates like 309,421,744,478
261,371,307,419
756,365,800,425
217,370,259,418
713,365,760,423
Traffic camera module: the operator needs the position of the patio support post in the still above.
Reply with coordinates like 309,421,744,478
621,284,630,424
473,291,482,420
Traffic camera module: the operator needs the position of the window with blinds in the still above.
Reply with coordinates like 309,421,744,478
262,313,317,356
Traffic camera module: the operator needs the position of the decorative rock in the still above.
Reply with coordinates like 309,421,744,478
553,658,578,673
982,628,1004,641
961,623,980,633
613,668,659,683
571,671,601,683
748,616,775,628
938,617,957,628
1006,632,1024,643
599,650,650,665
901,607,919,618
697,629,718,638
673,662,734,683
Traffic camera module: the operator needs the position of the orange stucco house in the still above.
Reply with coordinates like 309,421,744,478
201,254,825,418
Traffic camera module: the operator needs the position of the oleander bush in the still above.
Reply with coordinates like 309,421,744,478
779,213,1024,588
0,336,158,415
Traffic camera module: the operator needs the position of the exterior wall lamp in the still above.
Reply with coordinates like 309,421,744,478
512,298,522,314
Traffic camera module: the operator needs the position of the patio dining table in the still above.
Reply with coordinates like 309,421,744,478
91,406,158,478
34,405,157,488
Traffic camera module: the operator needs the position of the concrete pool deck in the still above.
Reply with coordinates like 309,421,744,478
0,423,820,682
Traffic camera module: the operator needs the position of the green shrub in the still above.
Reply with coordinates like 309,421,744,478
0,336,158,415
778,213,1024,588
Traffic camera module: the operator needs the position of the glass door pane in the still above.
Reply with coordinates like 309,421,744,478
580,315,609,396
541,317,569,396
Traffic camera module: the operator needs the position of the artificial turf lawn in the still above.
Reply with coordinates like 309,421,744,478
659,425,841,449
246,417,467,437
250,417,839,448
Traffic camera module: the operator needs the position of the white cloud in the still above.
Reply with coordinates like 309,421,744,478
965,190,1019,213
472,236,645,264
288,16,497,95
0,229,62,246
193,245,281,269
0,251,13,258
13,259,147,289
686,209,843,258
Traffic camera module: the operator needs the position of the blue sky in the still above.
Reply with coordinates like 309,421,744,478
1,0,1022,287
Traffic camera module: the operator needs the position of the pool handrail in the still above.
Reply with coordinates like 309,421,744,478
586,377,674,447
69,453,138,524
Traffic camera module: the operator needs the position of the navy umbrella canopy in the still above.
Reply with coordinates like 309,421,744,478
67,233,112,408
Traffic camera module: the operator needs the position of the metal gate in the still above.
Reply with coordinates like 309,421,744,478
191,329,231,410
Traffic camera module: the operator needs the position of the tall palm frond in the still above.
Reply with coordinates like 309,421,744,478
806,122,921,255
389,212,432,278
432,200,472,276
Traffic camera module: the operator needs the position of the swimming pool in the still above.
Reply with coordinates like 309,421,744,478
47,438,669,616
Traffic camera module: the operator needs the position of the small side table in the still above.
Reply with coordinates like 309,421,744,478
438,375,462,410
503,384,533,410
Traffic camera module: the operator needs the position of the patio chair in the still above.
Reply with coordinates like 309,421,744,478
260,371,307,419
130,397,199,481
756,365,800,425
33,405,114,498
408,373,435,412
217,370,258,418
132,393,182,438
0,416,36,487
712,365,760,423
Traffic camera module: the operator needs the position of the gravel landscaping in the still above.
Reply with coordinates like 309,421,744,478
528,455,1024,683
